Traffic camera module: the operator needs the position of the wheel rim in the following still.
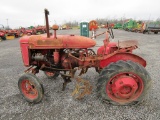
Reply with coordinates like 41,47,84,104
106,72,144,103
45,71,55,77
21,80,38,100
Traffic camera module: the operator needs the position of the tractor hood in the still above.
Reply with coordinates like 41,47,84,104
19,34,96,49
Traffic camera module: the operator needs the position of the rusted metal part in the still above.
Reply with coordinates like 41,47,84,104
53,50,60,64
92,31,105,39
52,25,59,30
53,30,57,39
72,77,92,99
52,25,59,38
118,40,138,48
44,9,50,38
27,35,96,49
61,57,76,90
24,66,39,74
24,66,34,73
28,35,63,49
21,80,38,100
61,53,79,69
68,45,141,68
61,69,77,90
61,75,71,91
78,67,88,76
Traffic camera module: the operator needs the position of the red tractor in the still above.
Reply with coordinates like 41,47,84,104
0,30,6,40
6,29,21,38
18,9,151,105
25,27,37,35
35,26,46,34
0,25,6,40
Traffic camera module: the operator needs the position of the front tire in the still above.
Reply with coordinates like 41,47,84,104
97,60,151,105
18,73,44,103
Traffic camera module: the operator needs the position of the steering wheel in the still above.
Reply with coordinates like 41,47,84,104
107,23,114,39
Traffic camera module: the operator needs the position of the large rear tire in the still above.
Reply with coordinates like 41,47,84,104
97,60,151,105
18,73,44,103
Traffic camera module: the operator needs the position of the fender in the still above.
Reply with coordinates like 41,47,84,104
99,52,146,68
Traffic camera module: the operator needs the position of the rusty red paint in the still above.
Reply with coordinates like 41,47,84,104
97,42,117,55
21,80,38,100
51,26,58,38
52,25,59,30
23,35,96,49
54,51,60,64
67,49,146,69
106,72,144,103
99,52,146,68
19,36,30,67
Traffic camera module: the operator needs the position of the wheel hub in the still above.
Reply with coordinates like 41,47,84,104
106,72,144,102
21,80,38,99
111,77,138,99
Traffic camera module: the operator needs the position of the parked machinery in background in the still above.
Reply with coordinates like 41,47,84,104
0,25,6,41
35,26,46,34
142,22,160,34
5,29,21,40
0,30,6,41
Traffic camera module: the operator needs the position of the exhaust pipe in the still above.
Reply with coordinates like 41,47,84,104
44,9,50,38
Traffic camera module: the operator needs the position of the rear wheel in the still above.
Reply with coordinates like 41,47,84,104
18,73,44,103
97,60,151,105
44,71,59,79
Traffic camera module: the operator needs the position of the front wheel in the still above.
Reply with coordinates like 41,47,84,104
97,60,151,105
18,73,44,103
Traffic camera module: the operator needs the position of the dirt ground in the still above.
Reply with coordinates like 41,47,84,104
0,29,160,120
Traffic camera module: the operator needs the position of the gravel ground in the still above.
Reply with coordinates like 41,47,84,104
0,29,160,120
